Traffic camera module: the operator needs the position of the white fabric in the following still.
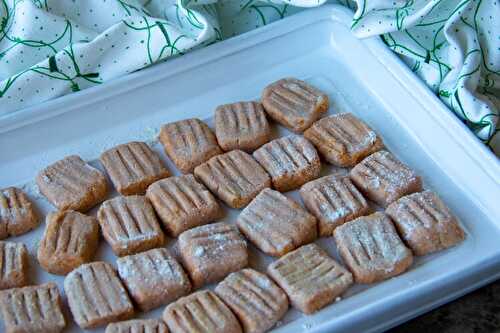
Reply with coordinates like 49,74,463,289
0,0,498,154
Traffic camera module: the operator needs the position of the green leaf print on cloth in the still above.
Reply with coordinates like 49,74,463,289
0,0,498,155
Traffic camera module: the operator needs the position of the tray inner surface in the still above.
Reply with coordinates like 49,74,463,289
0,13,498,333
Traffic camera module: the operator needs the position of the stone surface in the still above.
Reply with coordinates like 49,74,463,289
391,280,500,332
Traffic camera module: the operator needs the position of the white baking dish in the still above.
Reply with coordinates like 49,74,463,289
0,5,499,333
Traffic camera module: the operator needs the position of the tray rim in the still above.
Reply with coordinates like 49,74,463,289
1,5,497,179
1,5,499,332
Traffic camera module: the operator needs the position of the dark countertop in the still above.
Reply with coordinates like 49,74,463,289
390,280,500,333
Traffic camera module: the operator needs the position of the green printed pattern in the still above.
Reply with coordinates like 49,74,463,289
365,0,499,149
0,0,498,154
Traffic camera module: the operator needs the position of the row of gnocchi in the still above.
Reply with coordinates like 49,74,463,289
0,78,464,333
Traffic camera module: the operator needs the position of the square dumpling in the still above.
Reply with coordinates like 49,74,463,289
36,155,108,212
194,150,271,209
349,150,422,207
253,135,321,192
261,78,328,133
178,222,248,288
237,188,317,257
267,244,353,314
105,319,168,333
100,141,170,195
37,210,99,275
116,248,191,311
0,283,66,333
333,212,413,283
160,118,222,173
300,175,369,237
215,101,271,152
386,191,465,256
0,187,39,239
0,241,28,290
163,290,242,333
97,195,165,256
304,113,383,167
215,268,288,333
64,261,134,328
146,175,222,237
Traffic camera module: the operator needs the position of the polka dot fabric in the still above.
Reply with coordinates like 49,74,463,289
0,0,498,154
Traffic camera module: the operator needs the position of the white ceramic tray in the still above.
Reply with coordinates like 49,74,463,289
1,5,499,333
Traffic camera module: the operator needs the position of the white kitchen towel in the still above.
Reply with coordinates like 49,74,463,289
0,0,498,154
